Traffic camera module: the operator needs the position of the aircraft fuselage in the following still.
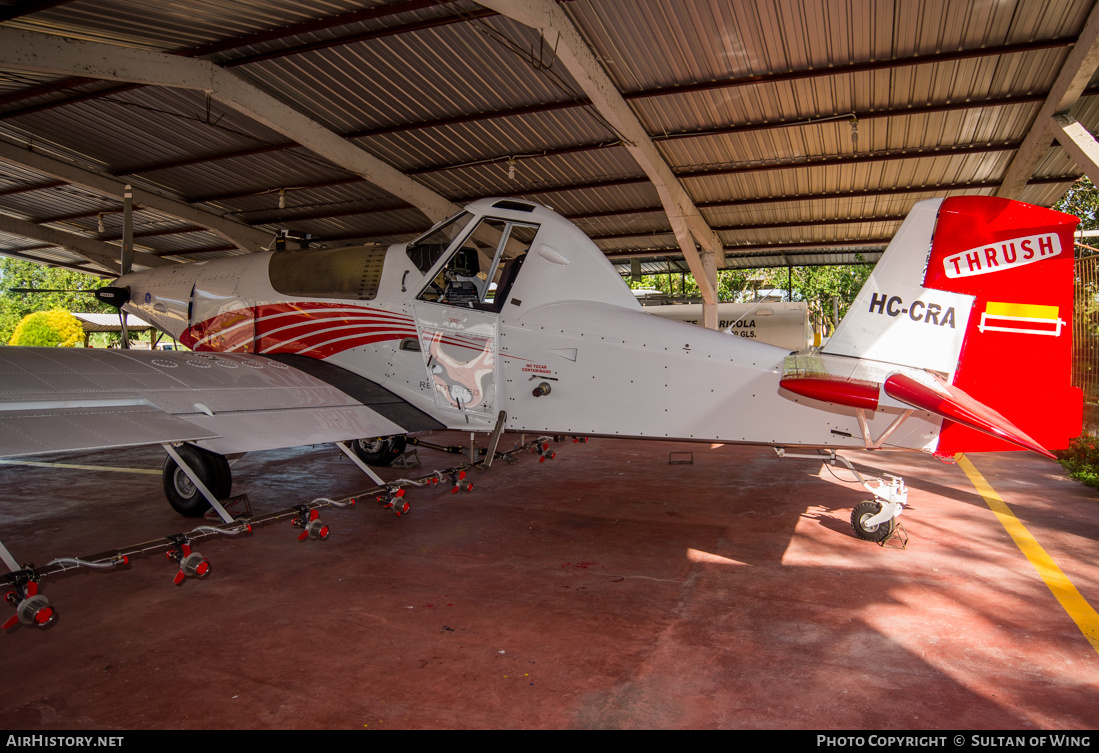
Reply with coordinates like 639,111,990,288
116,198,940,454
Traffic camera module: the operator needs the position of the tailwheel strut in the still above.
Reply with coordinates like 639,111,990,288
775,448,909,547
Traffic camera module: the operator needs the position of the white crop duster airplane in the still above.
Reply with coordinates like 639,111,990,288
0,195,1082,545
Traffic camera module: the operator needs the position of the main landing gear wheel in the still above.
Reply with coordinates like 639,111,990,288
850,501,896,543
163,444,232,517
352,434,408,467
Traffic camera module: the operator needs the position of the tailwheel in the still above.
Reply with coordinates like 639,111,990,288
851,500,896,543
352,434,407,466
163,444,232,517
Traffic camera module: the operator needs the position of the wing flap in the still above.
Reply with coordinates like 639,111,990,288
0,404,216,458
186,405,408,455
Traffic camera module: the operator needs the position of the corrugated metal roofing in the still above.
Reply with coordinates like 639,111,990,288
0,0,1095,276
72,312,152,330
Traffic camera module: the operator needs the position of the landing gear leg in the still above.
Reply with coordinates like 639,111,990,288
337,441,386,486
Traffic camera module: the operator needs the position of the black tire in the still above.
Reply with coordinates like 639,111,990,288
850,500,896,542
163,444,232,517
352,435,407,466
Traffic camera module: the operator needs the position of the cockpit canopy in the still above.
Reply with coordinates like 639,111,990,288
407,209,539,311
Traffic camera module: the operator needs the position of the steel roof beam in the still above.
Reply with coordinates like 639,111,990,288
0,27,461,226
997,0,1099,198
0,25,1073,128
0,247,111,275
443,143,1020,203
479,0,722,326
193,166,1073,232
0,0,456,110
0,179,66,197
191,160,1073,209
0,139,274,253
613,255,884,267
603,239,890,259
93,68,1080,197
199,141,1028,207
587,216,908,242
0,1,79,23
119,90,1049,181
100,88,1056,179
187,0,453,59
0,213,176,273
214,175,1071,230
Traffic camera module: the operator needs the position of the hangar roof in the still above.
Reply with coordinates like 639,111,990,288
0,0,1097,278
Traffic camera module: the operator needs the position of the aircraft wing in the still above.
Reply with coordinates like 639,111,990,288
0,347,444,458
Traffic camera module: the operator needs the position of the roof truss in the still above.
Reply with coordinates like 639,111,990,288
0,0,1093,282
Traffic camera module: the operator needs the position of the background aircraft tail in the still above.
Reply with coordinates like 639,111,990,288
823,196,1082,456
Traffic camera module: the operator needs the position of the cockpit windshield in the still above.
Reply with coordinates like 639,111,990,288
405,212,475,274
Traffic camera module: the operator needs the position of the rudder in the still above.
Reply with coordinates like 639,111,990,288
823,195,1082,456
924,196,1081,456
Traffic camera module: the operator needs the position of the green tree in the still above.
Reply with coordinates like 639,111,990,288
1054,176,1099,232
0,258,112,343
627,268,754,300
9,309,84,347
785,263,874,327
626,261,873,331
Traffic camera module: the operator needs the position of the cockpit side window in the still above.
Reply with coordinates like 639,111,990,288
417,217,539,310
481,223,537,310
405,212,474,274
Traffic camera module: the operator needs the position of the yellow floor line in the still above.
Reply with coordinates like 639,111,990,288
0,459,161,475
957,453,1099,655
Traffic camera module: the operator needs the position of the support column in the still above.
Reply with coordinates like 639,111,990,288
997,0,1099,198
1053,114,1099,186
701,247,719,331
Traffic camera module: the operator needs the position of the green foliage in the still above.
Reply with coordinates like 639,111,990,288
1056,434,1099,489
1054,178,1099,404
0,258,111,343
9,309,84,347
1053,177,1099,232
788,263,874,324
627,268,753,300
626,261,873,330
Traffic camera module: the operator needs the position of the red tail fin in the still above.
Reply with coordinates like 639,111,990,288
923,196,1082,456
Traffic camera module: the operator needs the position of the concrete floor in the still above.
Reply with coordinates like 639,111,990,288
0,434,1096,730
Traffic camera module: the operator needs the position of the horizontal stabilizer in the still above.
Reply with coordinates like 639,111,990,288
883,373,1055,459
